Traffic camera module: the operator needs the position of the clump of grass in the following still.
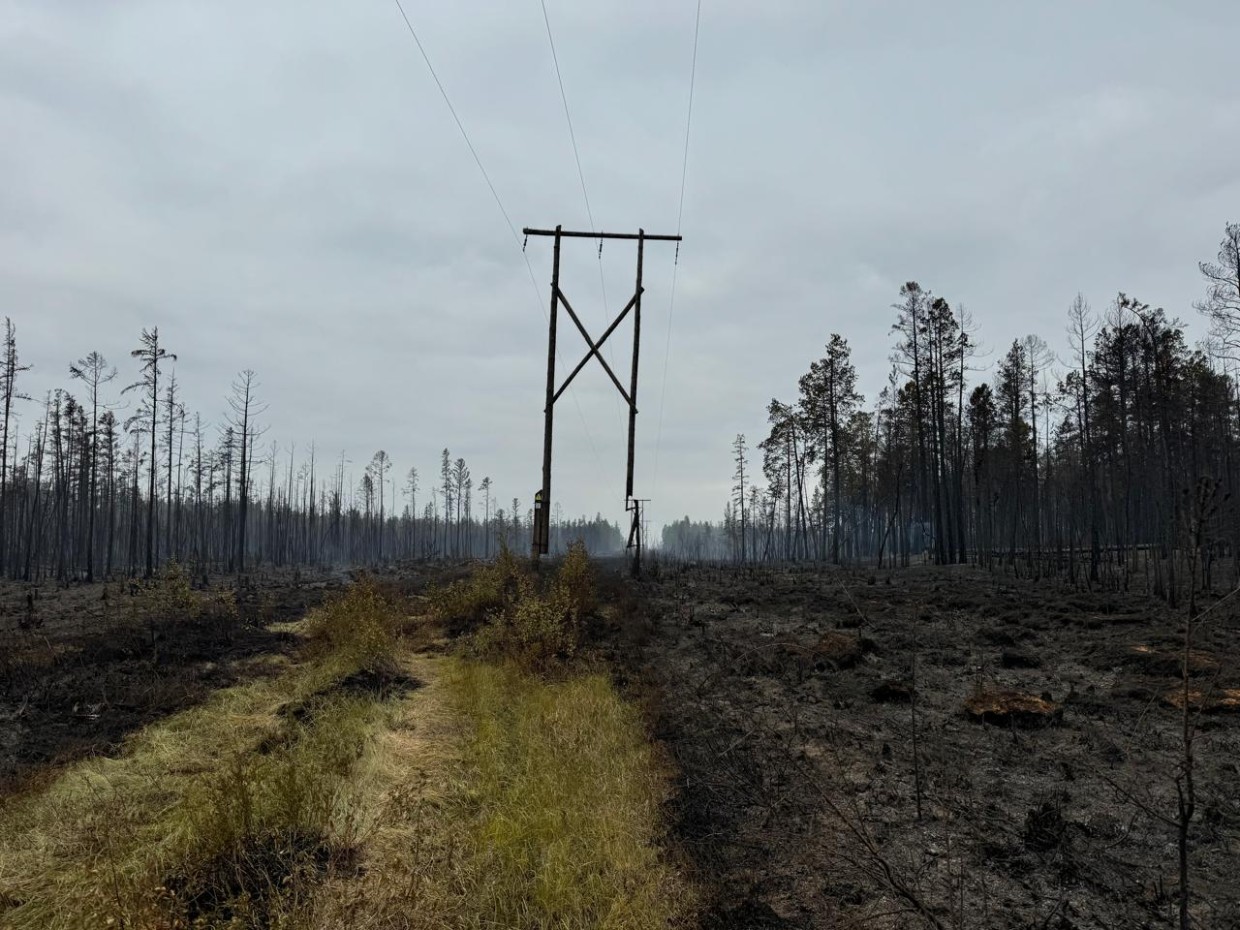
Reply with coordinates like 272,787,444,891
444,660,695,929
1162,686,1240,713
160,695,379,926
964,687,1061,728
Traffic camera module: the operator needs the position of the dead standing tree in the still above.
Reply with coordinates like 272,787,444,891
124,327,175,579
369,450,391,561
226,370,266,575
163,370,185,565
0,319,31,576
1195,221,1240,360
731,433,748,563
68,351,117,582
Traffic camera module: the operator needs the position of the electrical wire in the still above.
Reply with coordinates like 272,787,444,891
390,0,604,473
393,0,518,247
538,0,623,424
652,0,702,497
539,0,595,242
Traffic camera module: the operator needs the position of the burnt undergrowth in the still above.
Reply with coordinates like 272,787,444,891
593,562,1240,929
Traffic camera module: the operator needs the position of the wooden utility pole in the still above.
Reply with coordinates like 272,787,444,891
524,225,681,576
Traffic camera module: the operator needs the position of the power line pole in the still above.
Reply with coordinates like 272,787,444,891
524,225,681,576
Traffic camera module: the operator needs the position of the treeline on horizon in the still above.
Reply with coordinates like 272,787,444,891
661,222,1240,600
0,325,623,583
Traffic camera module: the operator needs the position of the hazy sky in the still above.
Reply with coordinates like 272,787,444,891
3,1,1238,532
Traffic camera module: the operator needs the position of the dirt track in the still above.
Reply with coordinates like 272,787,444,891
602,563,1240,929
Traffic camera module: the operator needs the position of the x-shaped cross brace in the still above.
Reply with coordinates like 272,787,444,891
551,285,643,411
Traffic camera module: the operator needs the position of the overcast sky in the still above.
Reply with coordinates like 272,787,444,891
3,1,1238,533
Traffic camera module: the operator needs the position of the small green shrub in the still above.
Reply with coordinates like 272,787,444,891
257,589,280,624
131,560,198,625
304,577,399,675
473,577,579,667
469,544,598,669
198,588,241,639
129,563,243,641
427,542,525,631
555,540,596,619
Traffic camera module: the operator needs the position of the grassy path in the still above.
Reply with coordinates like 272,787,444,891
0,566,695,929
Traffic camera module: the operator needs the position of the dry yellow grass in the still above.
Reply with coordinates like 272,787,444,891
301,656,696,929
1162,687,1240,712
295,652,464,930
1129,643,1220,675
964,688,1061,727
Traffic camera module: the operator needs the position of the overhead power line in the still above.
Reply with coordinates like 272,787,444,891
389,0,604,473
392,0,520,246
538,0,623,424
539,0,595,236
675,0,703,237
653,0,703,497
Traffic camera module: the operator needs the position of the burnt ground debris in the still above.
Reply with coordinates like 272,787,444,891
0,562,473,795
0,572,346,793
597,562,1240,929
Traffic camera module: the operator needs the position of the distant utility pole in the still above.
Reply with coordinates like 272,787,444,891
524,225,681,576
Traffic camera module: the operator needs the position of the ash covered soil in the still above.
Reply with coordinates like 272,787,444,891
599,563,1240,929
0,571,342,792
0,563,468,794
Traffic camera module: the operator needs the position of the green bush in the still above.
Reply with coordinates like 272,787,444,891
555,540,596,619
131,561,198,625
303,577,400,675
427,542,525,630
469,544,597,669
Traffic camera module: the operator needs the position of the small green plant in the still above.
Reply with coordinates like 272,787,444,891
555,540,596,618
198,587,241,640
132,561,197,623
427,542,526,631
468,544,597,669
129,561,199,659
304,576,400,676
258,589,279,624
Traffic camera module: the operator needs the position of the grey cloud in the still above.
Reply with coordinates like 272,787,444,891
3,0,1239,534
